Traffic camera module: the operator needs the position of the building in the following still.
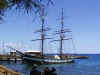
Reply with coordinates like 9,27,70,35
24,50,41,56
10,51,16,56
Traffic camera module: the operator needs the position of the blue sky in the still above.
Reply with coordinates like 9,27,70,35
0,0,100,54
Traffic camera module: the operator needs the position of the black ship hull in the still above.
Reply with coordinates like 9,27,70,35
23,55,74,64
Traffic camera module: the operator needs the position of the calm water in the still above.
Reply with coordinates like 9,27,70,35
0,54,100,75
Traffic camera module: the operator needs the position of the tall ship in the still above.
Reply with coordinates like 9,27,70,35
9,8,74,64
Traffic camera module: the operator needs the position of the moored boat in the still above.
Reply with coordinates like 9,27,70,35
23,55,74,64
8,8,75,64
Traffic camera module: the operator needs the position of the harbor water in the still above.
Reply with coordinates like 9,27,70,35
0,54,100,75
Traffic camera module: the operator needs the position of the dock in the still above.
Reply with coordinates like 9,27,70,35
71,56,88,59
0,55,22,61
0,65,23,75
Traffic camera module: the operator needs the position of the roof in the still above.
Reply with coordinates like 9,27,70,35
25,50,41,53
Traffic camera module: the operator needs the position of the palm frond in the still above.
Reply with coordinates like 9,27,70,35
0,0,8,9
0,0,9,22
8,0,42,14
0,0,54,22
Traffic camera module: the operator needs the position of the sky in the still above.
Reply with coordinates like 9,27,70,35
0,0,100,54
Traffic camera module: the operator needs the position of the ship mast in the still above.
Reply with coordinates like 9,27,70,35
32,7,51,58
51,8,72,59
59,8,64,59
58,8,72,59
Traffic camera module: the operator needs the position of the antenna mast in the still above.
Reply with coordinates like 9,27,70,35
41,7,45,57
2,40,5,55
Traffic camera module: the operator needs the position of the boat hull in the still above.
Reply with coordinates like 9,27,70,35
23,56,74,64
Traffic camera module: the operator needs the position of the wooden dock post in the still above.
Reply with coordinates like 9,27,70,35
0,55,3,61
14,57,17,63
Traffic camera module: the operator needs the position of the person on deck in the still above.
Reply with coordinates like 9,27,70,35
50,67,57,75
42,67,51,75
30,64,41,75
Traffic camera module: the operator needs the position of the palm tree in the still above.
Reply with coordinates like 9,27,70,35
0,0,54,21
